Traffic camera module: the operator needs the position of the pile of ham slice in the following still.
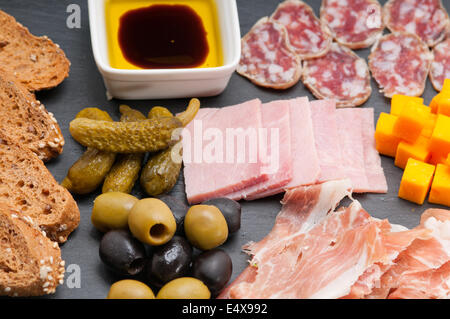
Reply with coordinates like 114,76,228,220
182,98,387,204
218,179,450,299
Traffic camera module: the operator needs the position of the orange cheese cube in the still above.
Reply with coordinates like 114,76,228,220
430,114,450,156
395,136,431,169
398,159,435,205
437,95,450,117
375,113,402,157
430,91,450,113
390,94,424,116
421,113,437,138
428,152,448,165
429,164,450,207
393,101,429,143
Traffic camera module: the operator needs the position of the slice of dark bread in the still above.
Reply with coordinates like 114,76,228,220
0,70,64,161
0,133,80,243
0,203,65,297
0,9,70,91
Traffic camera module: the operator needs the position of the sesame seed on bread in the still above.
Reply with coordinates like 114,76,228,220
0,70,64,161
0,133,80,243
0,9,70,92
0,203,65,297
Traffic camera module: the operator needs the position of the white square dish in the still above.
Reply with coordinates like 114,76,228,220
88,0,241,100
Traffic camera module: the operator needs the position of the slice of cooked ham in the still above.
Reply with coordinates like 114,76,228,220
242,97,321,200
310,100,347,183
182,99,268,204
360,108,388,193
226,100,293,200
336,108,370,192
283,97,320,188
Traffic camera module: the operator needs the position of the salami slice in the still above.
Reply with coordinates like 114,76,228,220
320,0,384,49
302,42,371,107
237,17,302,89
383,0,450,47
369,32,432,98
430,38,450,91
271,0,332,59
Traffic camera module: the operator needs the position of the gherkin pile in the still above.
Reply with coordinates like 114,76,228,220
62,98,200,196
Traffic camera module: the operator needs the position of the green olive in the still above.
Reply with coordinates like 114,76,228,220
156,277,210,299
128,198,176,246
107,279,155,299
184,205,228,250
91,192,139,232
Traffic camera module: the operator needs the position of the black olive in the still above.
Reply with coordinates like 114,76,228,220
157,194,189,235
99,229,146,275
145,236,193,287
202,198,241,233
192,249,232,295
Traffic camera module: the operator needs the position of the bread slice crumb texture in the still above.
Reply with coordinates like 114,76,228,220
0,203,65,297
0,10,70,91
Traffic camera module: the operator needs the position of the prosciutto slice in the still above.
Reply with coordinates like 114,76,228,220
367,209,450,299
220,179,403,299
220,180,442,299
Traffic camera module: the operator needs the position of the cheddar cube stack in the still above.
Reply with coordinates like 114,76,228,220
374,79,450,206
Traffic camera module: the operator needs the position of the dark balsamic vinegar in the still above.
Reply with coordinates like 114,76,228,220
118,4,210,69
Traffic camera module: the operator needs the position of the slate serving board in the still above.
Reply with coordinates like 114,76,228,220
0,0,448,299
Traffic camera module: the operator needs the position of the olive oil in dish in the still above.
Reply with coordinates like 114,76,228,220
105,0,223,70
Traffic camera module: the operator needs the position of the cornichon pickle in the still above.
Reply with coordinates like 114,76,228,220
61,108,116,194
140,143,182,196
69,116,182,153
69,98,200,153
176,98,200,127
102,105,146,193
141,106,183,197
148,106,174,119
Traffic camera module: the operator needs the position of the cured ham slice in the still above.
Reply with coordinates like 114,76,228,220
220,184,450,299
310,99,347,183
366,209,450,299
271,0,332,59
223,179,411,299
237,17,302,89
302,42,372,107
182,99,268,204
383,0,450,47
320,0,384,49
226,100,293,201
336,108,370,192
224,200,396,298
369,32,433,98
343,224,431,298
218,179,354,299
430,38,450,92
388,262,450,299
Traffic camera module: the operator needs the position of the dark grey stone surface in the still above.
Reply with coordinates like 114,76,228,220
0,0,448,298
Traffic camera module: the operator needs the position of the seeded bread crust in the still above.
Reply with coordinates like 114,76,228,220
0,9,70,91
0,133,80,243
0,70,64,161
0,203,65,297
